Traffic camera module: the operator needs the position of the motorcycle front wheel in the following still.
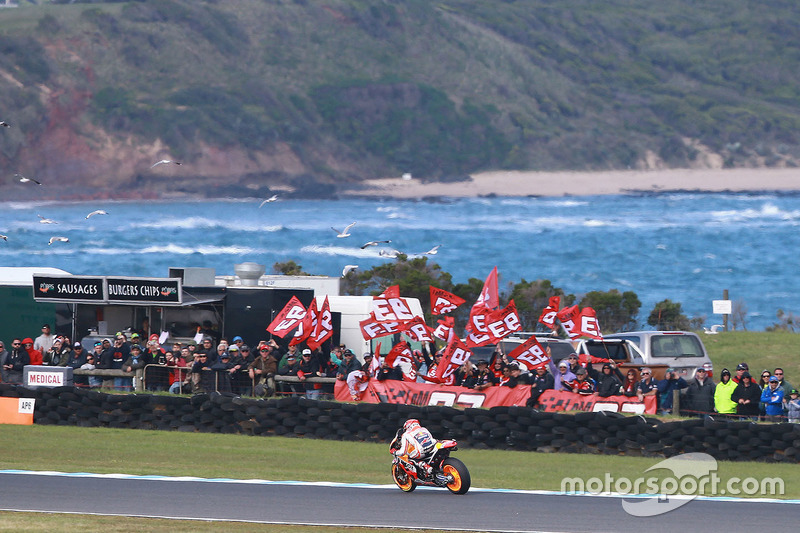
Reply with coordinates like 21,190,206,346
442,457,471,494
392,463,417,492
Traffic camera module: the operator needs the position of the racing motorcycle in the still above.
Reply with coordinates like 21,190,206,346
390,438,471,494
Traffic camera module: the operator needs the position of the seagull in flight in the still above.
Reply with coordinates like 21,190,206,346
48,236,69,245
259,195,279,208
422,244,442,255
37,214,58,224
342,265,359,277
0,121,9,128
150,159,182,169
0,234,7,241
379,248,402,258
16,174,42,185
703,324,724,335
361,239,391,249
332,222,356,238
85,210,108,219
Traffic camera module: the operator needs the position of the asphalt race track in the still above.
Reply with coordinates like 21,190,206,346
1,471,797,532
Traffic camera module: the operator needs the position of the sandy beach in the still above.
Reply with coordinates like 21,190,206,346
345,167,800,198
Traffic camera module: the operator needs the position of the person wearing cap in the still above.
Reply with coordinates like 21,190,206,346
761,375,785,422
297,348,324,399
249,344,278,397
43,336,72,366
336,348,361,381
683,367,716,417
228,344,253,395
713,368,738,417
211,348,235,394
563,366,595,395
80,347,103,389
66,342,89,386
656,368,688,415
548,356,576,391
786,389,800,423
596,362,624,398
4,338,30,384
732,372,761,420
122,344,146,391
232,335,244,347
377,356,404,382
470,359,499,391
278,344,299,370
190,351,215,394
360,352,376,377
733,362,749,384
277,350,303,396
33,323,55,354
166,348,190,394
526,364,554,407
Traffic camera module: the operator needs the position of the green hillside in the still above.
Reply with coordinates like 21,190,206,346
1,0,799,198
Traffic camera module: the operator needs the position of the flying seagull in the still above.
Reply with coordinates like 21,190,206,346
361,239,391,249
16,174,42,185
0,121,9,128
0,234,7,241
259,195,279,208
48,236,69,245
422,244,442,255
85,210,108,219
37,214,58,224
379,248,402,258
150,159,182,169
703,324,724,335
342,265,359,277
331,222,356,238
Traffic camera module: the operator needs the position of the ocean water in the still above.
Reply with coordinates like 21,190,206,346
0,192,798,331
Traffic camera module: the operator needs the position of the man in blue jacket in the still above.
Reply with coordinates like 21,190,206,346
761,375,785,422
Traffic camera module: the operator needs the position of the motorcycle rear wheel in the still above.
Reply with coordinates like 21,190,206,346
442,457,470,494
392,463,417,492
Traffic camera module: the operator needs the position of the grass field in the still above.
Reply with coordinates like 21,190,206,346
703,331,799,384
0,425,797,532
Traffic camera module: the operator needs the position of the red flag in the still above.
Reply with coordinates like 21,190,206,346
467,267,499,332
432,316,455,342
577,307,603,340
307,296,334,350
377,285,400,298
289,298,316,346
466,300,521,347
435,336,472,382
372,295,416,322
508,336,550,371
400,316,434,343
556,304,581,339
429,286,466,315
538,296,560,330
359,313,402,340
266,296,307,338
384,341,411,368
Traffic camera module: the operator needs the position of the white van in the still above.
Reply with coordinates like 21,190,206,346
602,331,713,379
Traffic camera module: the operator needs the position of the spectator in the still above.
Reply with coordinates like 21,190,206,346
230,345,254,395
346,369,370,401
109,335,130,391
713,369,738,417
490,356,505,381
249,344,278,397
4,338,29,384
33,324,55,354
146,341,169,392
548,359,576,391
453,361,474,387
733,362,749,384
501,362,530,388
621,368,639,397
0,341,8,383
23,338,42,366
731,372,761,420
336,349,361,381
470,359,498,391
212,351,235,394
636,368,659,405
277,352,303,396
563,367,595,394
298,348,324,399
682,367,716,417
656,368,688,415
66,342,88,387
81,352,103,389
190,353,215,393
361,353,376,377
786,389,800,424
129,332,142,347
758,370,772,419
123,344,146,392
527,365,554,407
377,358,404,382
761,376,785,422
565,353,581,374
43,337,70,366
773,368,794,399
595,363,624,398
278,344,299,370
232,336,245,351
329,345,344,369
167,348,190,394
197,337,216,362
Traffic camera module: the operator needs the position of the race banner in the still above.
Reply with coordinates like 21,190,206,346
429,286,466,315
400,316,434,343
383,341,416,381
266,296,307,338
467,266,499,332
466,300,521,347
556,304,581,339
372,295,417,322
435,336,472,382
507,336,550,370
536,390,656,415
377,285,400,298
334,379,532,408
577,307,603,340
290,297,316,346
432,316,455,342
306,296,333,350
538,296,560,330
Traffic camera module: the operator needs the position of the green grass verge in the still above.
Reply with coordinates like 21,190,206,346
703,331,800,385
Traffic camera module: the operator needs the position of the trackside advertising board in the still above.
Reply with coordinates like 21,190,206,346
33,275,182,305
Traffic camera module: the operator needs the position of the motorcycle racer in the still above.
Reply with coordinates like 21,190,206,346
390,419,438,476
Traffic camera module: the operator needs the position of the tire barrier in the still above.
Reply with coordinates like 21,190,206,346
1,383,798,463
